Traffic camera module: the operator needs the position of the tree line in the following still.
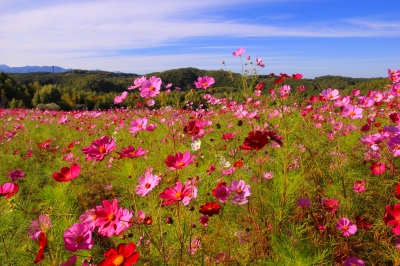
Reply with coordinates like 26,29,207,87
0,68,389,110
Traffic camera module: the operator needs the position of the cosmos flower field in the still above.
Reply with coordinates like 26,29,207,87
1,49,400,265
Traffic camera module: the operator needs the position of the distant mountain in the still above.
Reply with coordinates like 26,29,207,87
0,64,73,73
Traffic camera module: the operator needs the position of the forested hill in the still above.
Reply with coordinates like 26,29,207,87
0,67,389,110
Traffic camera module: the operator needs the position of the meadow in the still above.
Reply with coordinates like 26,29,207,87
1,49,400,265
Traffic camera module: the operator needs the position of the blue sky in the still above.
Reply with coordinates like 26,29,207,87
1,0,399,78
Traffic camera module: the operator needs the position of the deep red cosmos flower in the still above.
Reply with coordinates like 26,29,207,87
33,233,47,264
199,202,221,217
52,163,81,182
98,242,140,266
239,130,282,151
384,204,400,235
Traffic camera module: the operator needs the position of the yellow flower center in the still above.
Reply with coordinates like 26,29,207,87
149,85,155,91
177,161,185,168
202,82,208,87
237,189,243,194
175,192,182,199
113,255,124,266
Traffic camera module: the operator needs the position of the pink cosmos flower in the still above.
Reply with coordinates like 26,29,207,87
384,203,400,235
387,137,400,156
136,168,161,197
139,76,162,98
353,180,366,193
388,68,400,83
8,169,25,181
0,182,19,198
130,117,148,134
117,145,148,159
52,163,81,182
82,136,116,161
194,76,215,89
164,151,194,170
336,218,357,237
232,47,245,56
228,180,251,205
27,214,52,240
256,58,265,68
60,255,78,266
79,209,97,231
63,223,93,252
187,238,201,255
128,76,146,90
159,181,192,206
114,91,128,104
263,171,273,179
95,199,132,237
342,104,363,119
370,162,386,175
320,88,340,100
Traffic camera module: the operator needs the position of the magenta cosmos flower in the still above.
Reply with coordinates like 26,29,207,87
8,169,25,181
164,151,194,170
336,218,357,237
52,163,81,182
232,47,245,56
117,145,147,159
384,203,400,235
194,76,215,89
82,136,116,161
320,88,340,100
159,181,193,206
0,182,19,198
370,162,386,175
344,256,365,266
139,76,162,98
63,223,93,252
136,169,161,197
256,58,265,68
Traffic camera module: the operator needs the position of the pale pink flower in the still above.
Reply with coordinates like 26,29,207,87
228,180,251,205
263,171,273,179
27,214,52,240
353,180,366,193
232,47,245,56
130,117,148,134
79,209,97,231
342,104,363,119
187,238,201,255
128,76,146,90
320,88,340,100
114,91,128,104
139,76,162,98
256,58,265,68
136,169,161,197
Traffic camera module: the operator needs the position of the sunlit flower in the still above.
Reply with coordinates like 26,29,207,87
164,151,194,170
52,163,81,182
114,91,128,104
117,145,147,159
232,47,245,56
194,76,215,89
136,168,161,197
82,136,116,161
98,242,140,266
256,58,265,68
139,76,161,98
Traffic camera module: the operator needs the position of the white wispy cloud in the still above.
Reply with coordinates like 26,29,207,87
0,0,399,77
